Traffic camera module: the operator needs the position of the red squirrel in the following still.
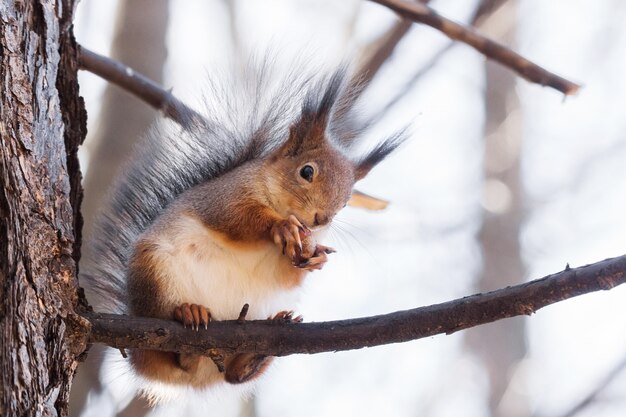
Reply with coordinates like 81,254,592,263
82,66,405,402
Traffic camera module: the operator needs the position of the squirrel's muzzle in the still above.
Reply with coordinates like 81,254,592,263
314,212,330,227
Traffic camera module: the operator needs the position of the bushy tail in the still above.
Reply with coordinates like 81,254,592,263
80,61,308,313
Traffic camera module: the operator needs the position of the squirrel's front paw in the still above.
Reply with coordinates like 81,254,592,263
271,215,310,264
297,244,336,271
173,303,211,331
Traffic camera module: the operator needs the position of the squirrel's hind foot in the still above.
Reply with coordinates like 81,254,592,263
224,353,272,384
223,310,302,384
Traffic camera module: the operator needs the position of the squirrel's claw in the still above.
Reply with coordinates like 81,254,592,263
269,310,303,323
299,251,328,271
174,303,211,330
271,217,333,271
296,244,334,271
315,244,336,255
287,215,305,250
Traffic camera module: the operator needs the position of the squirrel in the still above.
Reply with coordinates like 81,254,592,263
81,65,405,402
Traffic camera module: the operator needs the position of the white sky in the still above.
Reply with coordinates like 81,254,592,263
75,1,626,416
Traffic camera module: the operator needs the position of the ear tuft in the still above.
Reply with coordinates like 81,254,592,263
355,129,408,180
279,112,315,157
315,67,347,126
275,68,349,158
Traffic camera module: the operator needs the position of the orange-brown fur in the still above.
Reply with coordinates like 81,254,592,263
127,207,308,389
119,69,404,399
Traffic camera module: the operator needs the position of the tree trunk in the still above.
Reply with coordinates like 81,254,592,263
0,1,87,416
466,2,529,416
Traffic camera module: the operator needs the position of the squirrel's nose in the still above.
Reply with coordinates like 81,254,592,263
314,213,329,226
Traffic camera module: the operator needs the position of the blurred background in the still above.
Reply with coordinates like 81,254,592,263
71,0,626,416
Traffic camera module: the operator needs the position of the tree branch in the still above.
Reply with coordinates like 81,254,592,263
86,254,626,357
353,0,431,90
346,0,431,110
362,0,510,128
556,355,626,417
368,0,581,95
355,18,413,87
77,46,204,127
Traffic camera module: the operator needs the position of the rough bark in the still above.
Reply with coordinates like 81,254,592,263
0,1,87,416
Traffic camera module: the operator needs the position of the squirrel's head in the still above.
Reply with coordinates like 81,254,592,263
264,68,406,229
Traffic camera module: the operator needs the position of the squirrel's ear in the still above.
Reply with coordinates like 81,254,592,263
354,131,407,180
275,69,347,158
275,112,320,157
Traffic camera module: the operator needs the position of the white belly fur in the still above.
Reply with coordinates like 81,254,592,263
127,214,320,403
153,213,304,320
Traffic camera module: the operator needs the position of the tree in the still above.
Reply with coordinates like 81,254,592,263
0,1,87,415
466,3,528,416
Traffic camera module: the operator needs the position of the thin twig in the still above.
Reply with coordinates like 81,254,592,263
86,254,626,357
346,0,430,111
237,303,250,323
556,355,626,417
77,46,204,127
368,0,581,95
364,41,454,127
472,0,510,28
364,0,511,127
353,0,431,89
355,19,413,87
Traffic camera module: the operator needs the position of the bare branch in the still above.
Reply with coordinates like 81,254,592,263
368,0,581,95
363,0,510,128
355,19,413,87
86,254,626,357
77,46,204,127
348,0,431,109
472,0,510,28
556,355,626,417
354,0,435,89
364,41,454,127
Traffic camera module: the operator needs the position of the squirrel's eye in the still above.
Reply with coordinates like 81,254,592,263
300,165,315,182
